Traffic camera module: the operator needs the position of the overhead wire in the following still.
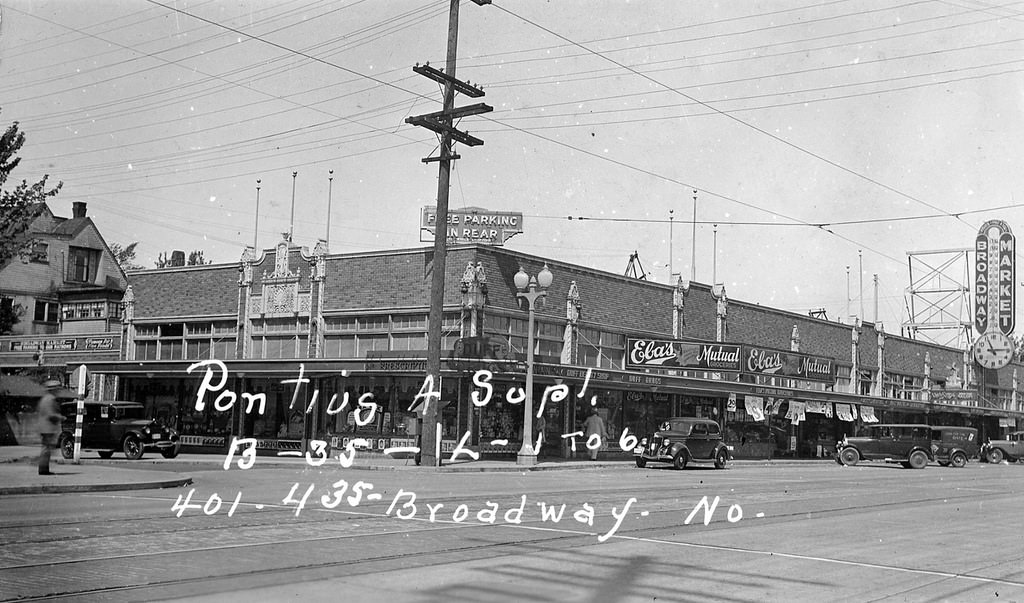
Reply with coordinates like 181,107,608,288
491,3,982,236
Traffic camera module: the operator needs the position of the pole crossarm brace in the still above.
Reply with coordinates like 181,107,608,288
405,114,485,147
415,102,493,122
413,63,486,97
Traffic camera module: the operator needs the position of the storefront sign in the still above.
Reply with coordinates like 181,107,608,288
451,336,515,372
7,335,116,353
421,206,524,245
928,389,978,406
365,351,426,372
85,337,115,350
741,346,836,383
9,338,77,352
626,338,741,371
533,364,612,382
975,219,1015,334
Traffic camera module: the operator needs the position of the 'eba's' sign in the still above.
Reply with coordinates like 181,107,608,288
975,220,1014,335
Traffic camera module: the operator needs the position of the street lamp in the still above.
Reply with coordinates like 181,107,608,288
514,263,553,466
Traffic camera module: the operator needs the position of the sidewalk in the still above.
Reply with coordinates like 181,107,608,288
0,445,195,495
0,445,830,496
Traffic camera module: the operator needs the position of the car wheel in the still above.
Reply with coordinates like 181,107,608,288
950,452,967,468
98,451,114,459
59,434,74,460
908,450,928,469
987,448,1004,464
672,451,688,470
123,436,144,460
714,448,729,469
839,447,860,466
634,457,646,468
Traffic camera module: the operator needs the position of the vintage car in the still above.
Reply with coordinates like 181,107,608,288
633,417,732,470
981,431,1024,463
58,400,181,460
835,424,933,469
930,426,978,468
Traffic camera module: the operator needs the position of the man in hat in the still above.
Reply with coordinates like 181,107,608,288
37,380,62,475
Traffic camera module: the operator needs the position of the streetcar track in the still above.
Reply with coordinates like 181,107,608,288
3,468,1019,600
0,483,1013,573
6,487,1024,602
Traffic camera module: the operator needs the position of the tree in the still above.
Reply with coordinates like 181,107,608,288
109,241,145,271
155,249,211,268
0,297,23,335
0,119,62,265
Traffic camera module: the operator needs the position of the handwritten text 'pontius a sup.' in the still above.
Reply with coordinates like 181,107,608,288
187,359,639,461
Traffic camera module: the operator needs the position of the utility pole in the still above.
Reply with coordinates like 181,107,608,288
407,0,492,467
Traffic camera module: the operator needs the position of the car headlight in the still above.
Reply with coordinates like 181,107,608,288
143,426,151,434
640,437,647,446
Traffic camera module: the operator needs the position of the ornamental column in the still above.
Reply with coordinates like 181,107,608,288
850,319,861,395
459,262,487,338
713,284,728,343
673,277,690,339
790,325,800,353
309,239,328,358
561,281,580,365
237,246,256,360
875,322,885,397
120,285,135,361
923,352,931,403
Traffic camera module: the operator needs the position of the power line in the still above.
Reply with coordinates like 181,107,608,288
493,4,979,236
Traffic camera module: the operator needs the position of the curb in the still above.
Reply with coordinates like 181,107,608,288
0,476,194,496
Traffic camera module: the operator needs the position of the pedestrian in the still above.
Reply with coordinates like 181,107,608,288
583,408,607,461
37,380,62,476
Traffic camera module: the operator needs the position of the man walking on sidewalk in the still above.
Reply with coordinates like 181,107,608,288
583,408,607,461
37,380,61,476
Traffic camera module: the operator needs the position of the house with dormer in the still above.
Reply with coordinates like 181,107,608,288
0,201,125,374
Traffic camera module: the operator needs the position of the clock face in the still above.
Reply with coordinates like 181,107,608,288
973,331,1014,370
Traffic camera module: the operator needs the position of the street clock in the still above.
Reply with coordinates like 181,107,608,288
973,330,1014,370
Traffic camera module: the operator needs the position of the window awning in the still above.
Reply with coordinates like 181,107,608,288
0,375,46,398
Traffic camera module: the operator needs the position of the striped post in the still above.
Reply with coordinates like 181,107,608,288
73,365,88,464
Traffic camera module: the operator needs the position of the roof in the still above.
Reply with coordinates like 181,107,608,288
59,400,143,407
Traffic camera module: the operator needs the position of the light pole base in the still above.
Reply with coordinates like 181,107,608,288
516,452,538,466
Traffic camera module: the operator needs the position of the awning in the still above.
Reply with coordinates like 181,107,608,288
0,375,46,398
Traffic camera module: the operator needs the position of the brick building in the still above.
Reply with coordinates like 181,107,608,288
87,235,1022,459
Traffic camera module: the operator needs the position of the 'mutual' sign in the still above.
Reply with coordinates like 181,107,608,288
975,219,1015,335
421,206,523,245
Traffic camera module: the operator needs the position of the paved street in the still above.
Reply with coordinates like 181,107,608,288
1,459,1023,602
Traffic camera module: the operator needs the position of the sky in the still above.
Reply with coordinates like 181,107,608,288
2,0,1022,345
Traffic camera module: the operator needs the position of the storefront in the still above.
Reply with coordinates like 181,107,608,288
79,239,1023,459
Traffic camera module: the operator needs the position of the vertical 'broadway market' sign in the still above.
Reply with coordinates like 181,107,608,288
975,219,1015,335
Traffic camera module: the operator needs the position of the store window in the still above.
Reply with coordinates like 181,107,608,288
577,328,624,369
134,321,236,361
858,370,874,396
66,246,98,283
34,300,59,323
321,312,457,358
28,241,48,263
62,301,106,320
251,317,309,359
